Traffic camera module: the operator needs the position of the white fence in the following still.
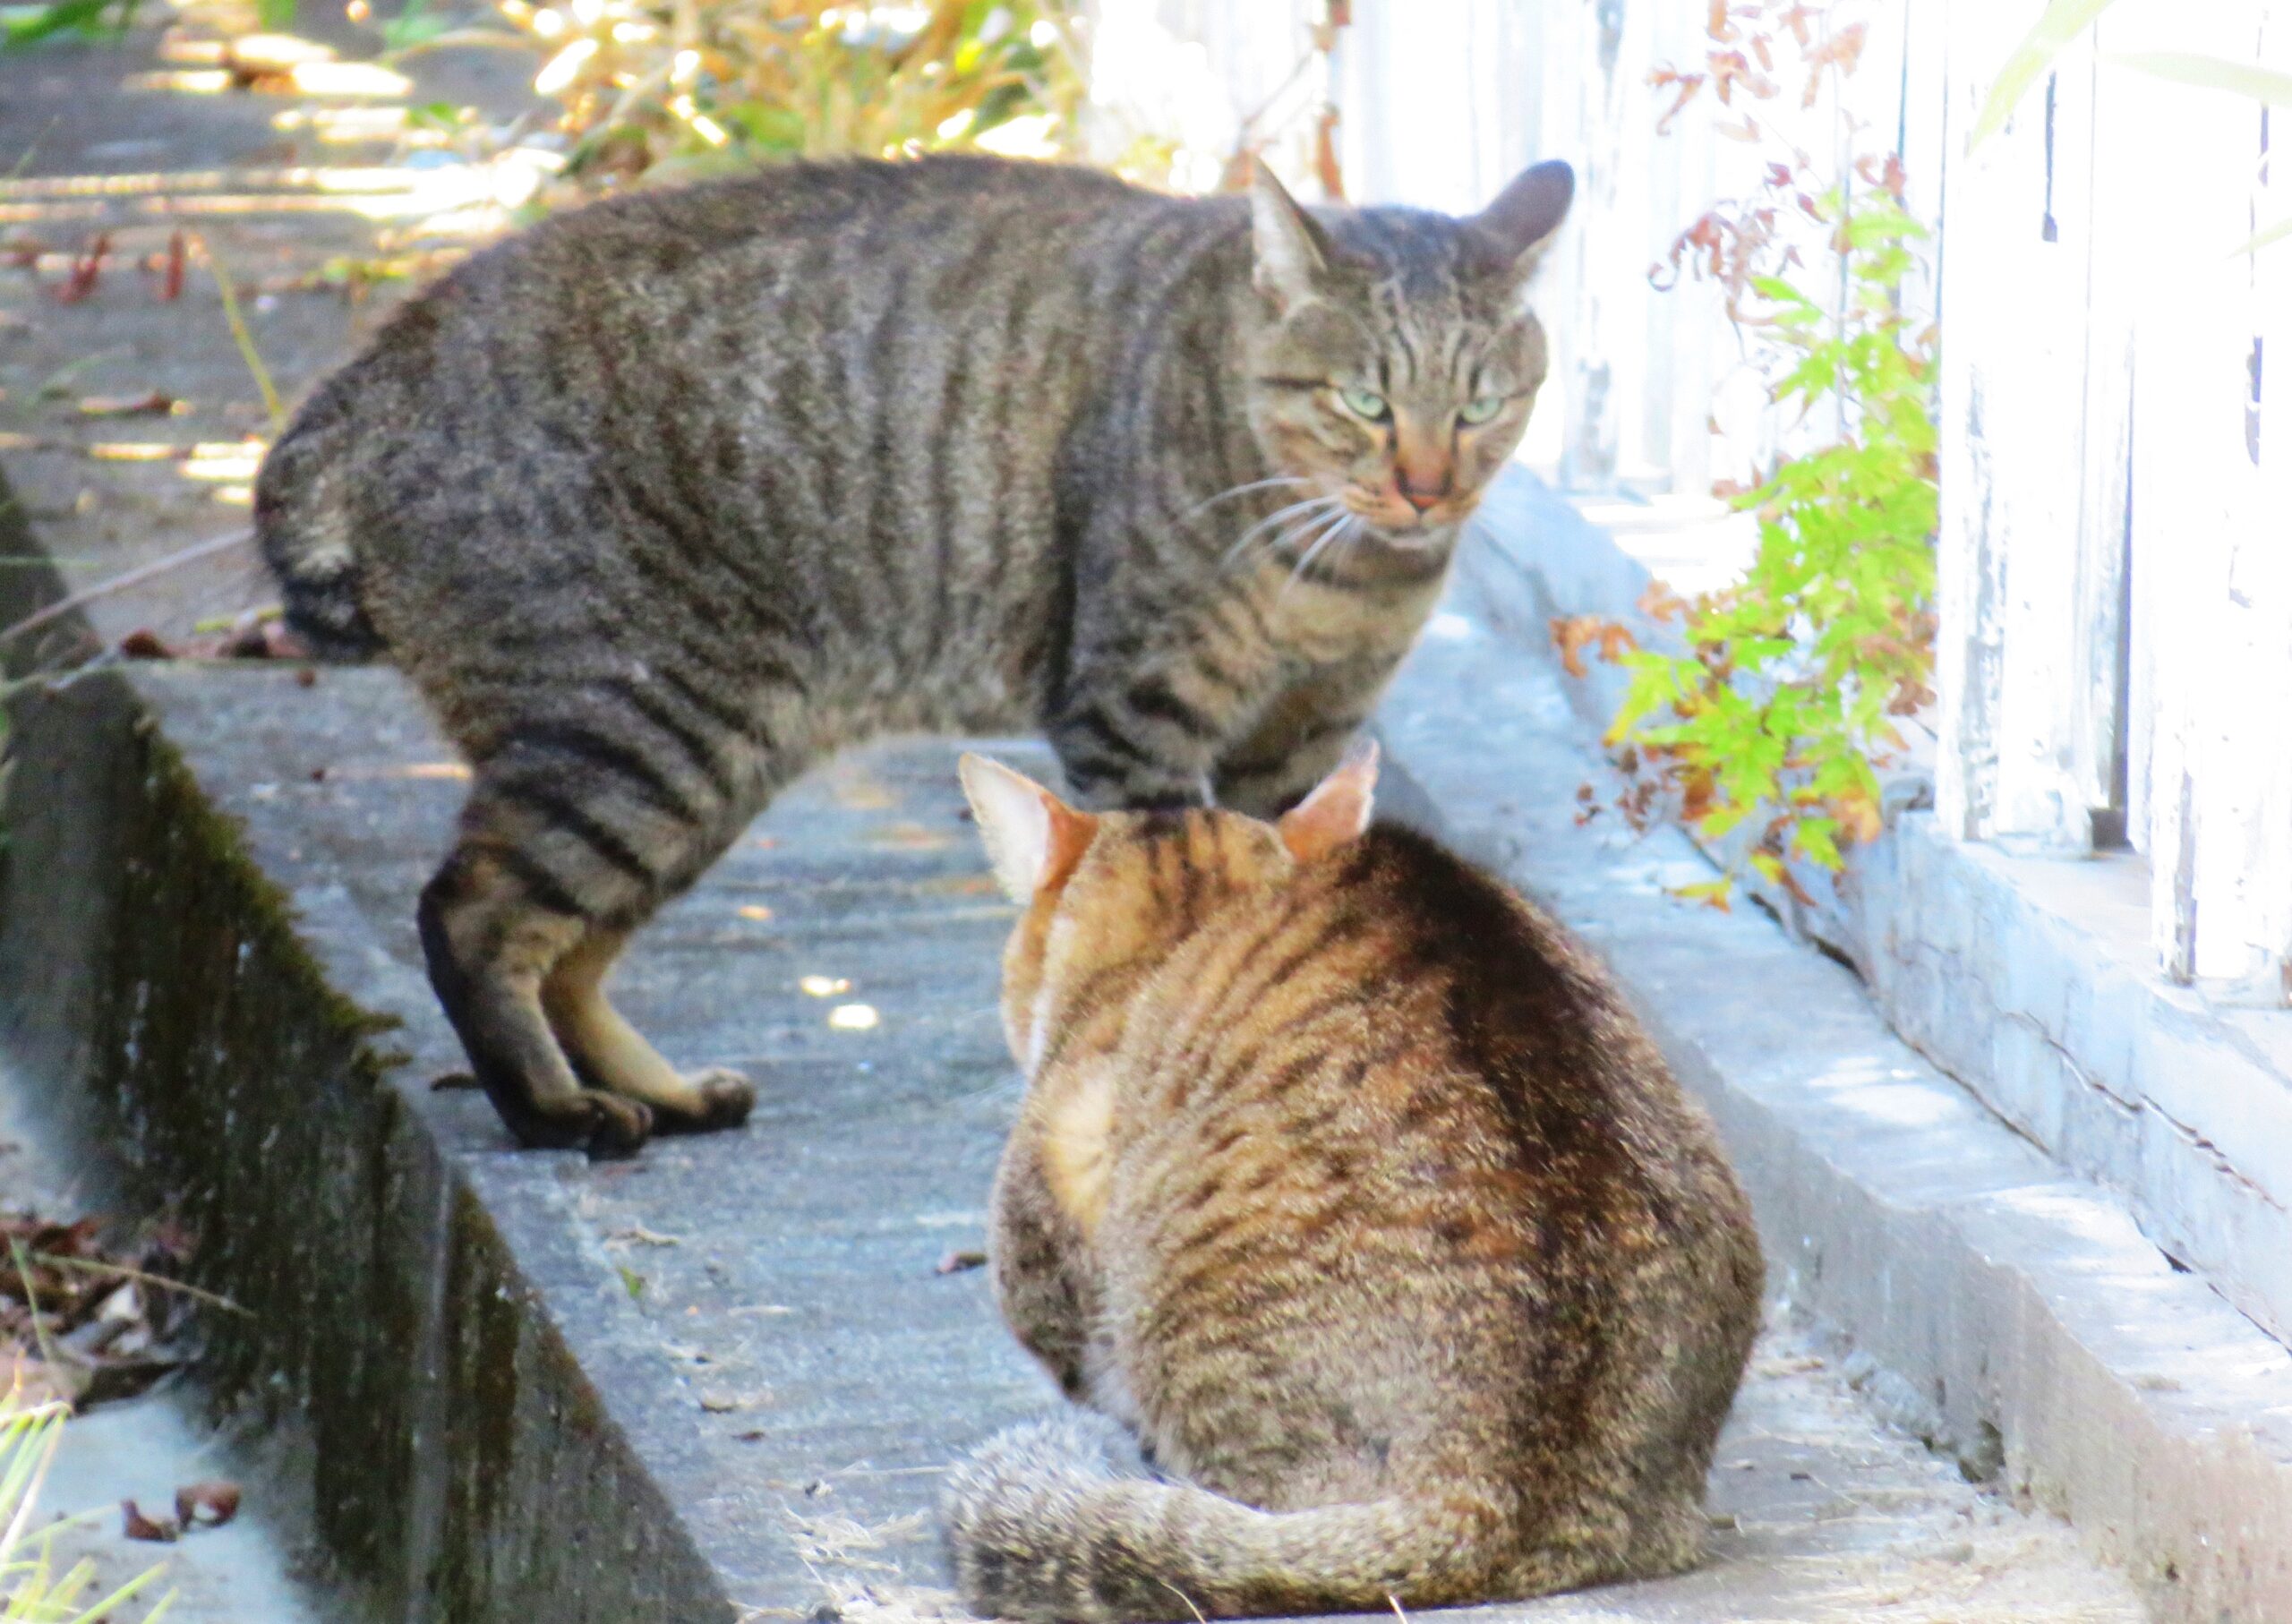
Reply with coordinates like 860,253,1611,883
1090,0,2292,1004
1934,0,2289,1007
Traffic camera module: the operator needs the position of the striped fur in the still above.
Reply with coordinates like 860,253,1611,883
946,752,1764,1621
253,155,1573,1155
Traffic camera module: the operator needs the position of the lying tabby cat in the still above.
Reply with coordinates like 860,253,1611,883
255,154,1573,1155
945,746,1764,1621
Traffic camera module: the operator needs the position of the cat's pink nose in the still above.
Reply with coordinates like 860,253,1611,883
1394,461,1452,513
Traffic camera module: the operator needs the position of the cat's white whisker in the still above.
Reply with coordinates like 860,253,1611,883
1253,507,1341,571
1328,517,1375,577
1223,495,1340,568
1277,511,1356,602
1184,475,1313,523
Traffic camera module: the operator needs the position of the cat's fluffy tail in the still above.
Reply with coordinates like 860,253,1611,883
942,1414,1509,1623
253,396,385,661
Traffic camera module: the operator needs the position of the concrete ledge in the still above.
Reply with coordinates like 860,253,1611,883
1860,818,2292,1346
1469,470,2292,1348
1,670,736,1622
3,657,1082,1620
1396,492,2292,1620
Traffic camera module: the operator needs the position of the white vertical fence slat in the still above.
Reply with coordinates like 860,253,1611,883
2061,41,2133,841
2250,0,2292,1002
1645,0,1717,504
1517,0,1585,475
1552,0,1635,489
1930,0,2015,843
1894,0,1949,334
2124,0,2287,993
2074,10,2139,847
2115,5,2160,862
1934,0,2102,853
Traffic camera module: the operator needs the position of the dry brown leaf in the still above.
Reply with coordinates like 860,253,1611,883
175,1479,242,1530
122,1500,180,1543
1550,615,1602,680
76,391,176,418
1638,582,1691,624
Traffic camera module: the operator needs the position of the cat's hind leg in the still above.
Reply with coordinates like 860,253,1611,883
542,926,754,1133
419,716,762,1155
418,842,656,1155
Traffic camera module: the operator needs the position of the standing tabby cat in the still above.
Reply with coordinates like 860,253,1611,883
254,154,1573,1156
943,746,1764,1621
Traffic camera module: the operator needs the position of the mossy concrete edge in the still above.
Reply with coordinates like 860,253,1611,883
0,662,739,1623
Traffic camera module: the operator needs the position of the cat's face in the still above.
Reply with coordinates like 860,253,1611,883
1241,161,1573,551
959,747,1379,1073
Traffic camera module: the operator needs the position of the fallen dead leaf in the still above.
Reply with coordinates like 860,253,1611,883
4,1204,200,1413
1550,615,1601,679
77,390,178,418
122,1500,180,1543
56,231,110,304
175,1479,241,1529
609,1226,682,1249
868,822,950,851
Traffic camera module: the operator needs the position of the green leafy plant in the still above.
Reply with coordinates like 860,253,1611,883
0,0,141,49
1,1392,172,1622
481,0,1085,192
1578,2,1938,908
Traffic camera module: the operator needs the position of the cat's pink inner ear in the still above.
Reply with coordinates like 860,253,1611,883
959,755,1097,901
1039,795,1098,893
1278,739,1380,864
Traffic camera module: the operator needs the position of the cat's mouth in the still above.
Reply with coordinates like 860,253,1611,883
1344,491,1480,548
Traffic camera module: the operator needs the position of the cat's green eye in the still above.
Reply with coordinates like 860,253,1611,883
1337,385,1390,421
1459,394,1508,426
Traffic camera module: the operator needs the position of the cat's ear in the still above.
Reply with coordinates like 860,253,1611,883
960,754,1098,902
1468,159,1574,281
1250,158,1332,309
1278,739,1380,864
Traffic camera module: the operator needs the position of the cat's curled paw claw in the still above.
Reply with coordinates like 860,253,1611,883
584,1094,656,1159
656,1066,757,1135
